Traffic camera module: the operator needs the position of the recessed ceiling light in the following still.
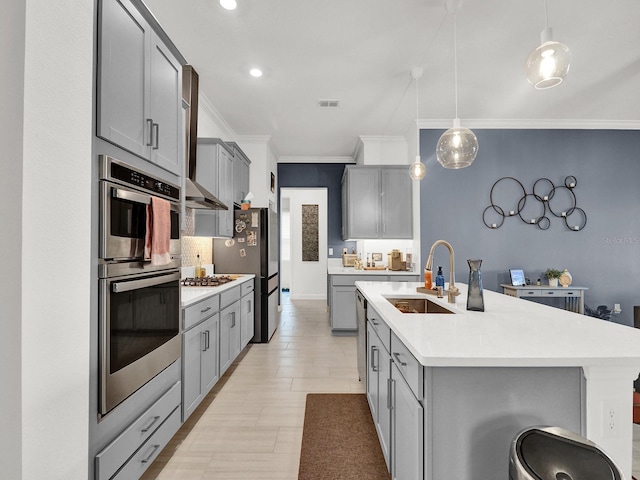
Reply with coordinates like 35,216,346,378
220,0,237,10
249,68,263,78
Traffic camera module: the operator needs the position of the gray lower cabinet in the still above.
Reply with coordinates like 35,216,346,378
97,0,182,176
366,312,424,479
220,301,241,375
182,313,219,421
391,363,424,480
219,285,242,375
329,274,419,331
366,321,391,469
95,382,181,480
240,280,255,348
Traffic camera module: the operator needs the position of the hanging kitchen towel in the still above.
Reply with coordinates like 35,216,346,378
144,196,172,266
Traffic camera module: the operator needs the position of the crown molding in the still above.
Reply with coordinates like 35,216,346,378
278,155,356,164
417,118,640,130
198,92,237,140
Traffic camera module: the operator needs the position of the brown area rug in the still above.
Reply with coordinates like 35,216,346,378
298,393,390,480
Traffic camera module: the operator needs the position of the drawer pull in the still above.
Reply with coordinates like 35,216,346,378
567,292,574,295
526,291,535,295
393,352,407,367
546,291,555,295
371,319,379,326
140,415,160,433
201,306,212,314
370,345,378,372
141,444,160,464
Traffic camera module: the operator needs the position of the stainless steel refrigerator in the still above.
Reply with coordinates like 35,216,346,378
213,207,279,343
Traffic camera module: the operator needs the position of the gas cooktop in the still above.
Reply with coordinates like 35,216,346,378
181,275,236,287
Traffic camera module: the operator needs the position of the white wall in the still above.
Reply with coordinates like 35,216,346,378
19,1,93,478
238,135,278,208
357,135,408,165
286,188,328,300
0,1,26,478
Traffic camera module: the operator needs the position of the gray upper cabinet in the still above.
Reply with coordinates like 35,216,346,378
229,142,251,206
342,166,412,240
194,139,233,237
98,0,182,176
380,168,412,239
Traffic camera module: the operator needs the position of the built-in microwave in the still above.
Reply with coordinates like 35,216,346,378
99,155,181,273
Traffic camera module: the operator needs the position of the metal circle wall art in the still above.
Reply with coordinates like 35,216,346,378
483,176,586,231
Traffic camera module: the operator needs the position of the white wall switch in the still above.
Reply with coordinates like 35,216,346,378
329,248,333,256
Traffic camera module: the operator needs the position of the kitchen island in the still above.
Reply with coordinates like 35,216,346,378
356,280,640,479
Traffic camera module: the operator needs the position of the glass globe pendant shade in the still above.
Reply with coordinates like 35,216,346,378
526,28,571,89
436,119,478,169
409,156,426,180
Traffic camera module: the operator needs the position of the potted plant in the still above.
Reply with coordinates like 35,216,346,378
544,268,563,287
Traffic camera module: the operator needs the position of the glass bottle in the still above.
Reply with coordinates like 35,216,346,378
195,254,203,278
466,259,484,312
435,266,445,289
424,267,433,290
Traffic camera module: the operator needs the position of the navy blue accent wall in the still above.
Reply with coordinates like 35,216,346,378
420,129,640,326
277,163,356,257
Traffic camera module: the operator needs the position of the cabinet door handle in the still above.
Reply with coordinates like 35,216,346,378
231,312,236,328
201,331,207,351
140,415,160,433
146,119,153,146
370,345,378,372
393,352,407,367
248,300,252,313
141,444,160,464
152,123,159,150
387,378,394,410
206,330,210,350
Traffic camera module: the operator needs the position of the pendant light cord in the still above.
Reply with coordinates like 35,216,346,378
415,74,420,153
544,0,549,28
453,11,459,120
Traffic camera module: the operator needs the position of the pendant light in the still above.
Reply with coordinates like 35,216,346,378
525,0,571,89
409,67,426,181
436,2,478,169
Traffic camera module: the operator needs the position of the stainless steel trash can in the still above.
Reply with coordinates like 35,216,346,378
509,426,624,480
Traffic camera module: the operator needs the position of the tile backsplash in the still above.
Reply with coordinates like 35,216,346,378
182,208,212,267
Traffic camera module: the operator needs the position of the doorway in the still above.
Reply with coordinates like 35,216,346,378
280,188,328,300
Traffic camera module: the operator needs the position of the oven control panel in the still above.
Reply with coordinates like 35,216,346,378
110,161,180,200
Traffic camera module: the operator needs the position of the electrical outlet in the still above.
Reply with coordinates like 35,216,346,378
329,248,333,256
602,400,621,438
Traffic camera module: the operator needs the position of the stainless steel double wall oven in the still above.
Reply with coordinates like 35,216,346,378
98,155,181,416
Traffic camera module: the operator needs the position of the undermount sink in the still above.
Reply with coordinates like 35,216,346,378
385,297,455,314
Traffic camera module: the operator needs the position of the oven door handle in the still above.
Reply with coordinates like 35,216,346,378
112,271,180,293
112,186,152,205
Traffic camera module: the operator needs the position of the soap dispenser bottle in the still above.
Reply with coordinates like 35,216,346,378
435,266,445,288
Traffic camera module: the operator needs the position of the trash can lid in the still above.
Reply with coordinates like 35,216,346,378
516,428,621,480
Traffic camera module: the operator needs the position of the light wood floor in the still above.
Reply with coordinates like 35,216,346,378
141,293,364,480
141,292,640,480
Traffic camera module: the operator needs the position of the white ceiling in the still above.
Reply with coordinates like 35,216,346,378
144,0,640,160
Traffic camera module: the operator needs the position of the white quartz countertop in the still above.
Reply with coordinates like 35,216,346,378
356,281,640,368
181,274,255,308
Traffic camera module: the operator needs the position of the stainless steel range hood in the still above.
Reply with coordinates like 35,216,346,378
183,65,228,211
185,177,228,210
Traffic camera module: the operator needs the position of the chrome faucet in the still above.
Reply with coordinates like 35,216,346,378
425,240,460,304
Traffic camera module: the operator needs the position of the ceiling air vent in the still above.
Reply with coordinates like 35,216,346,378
318,99,340,108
